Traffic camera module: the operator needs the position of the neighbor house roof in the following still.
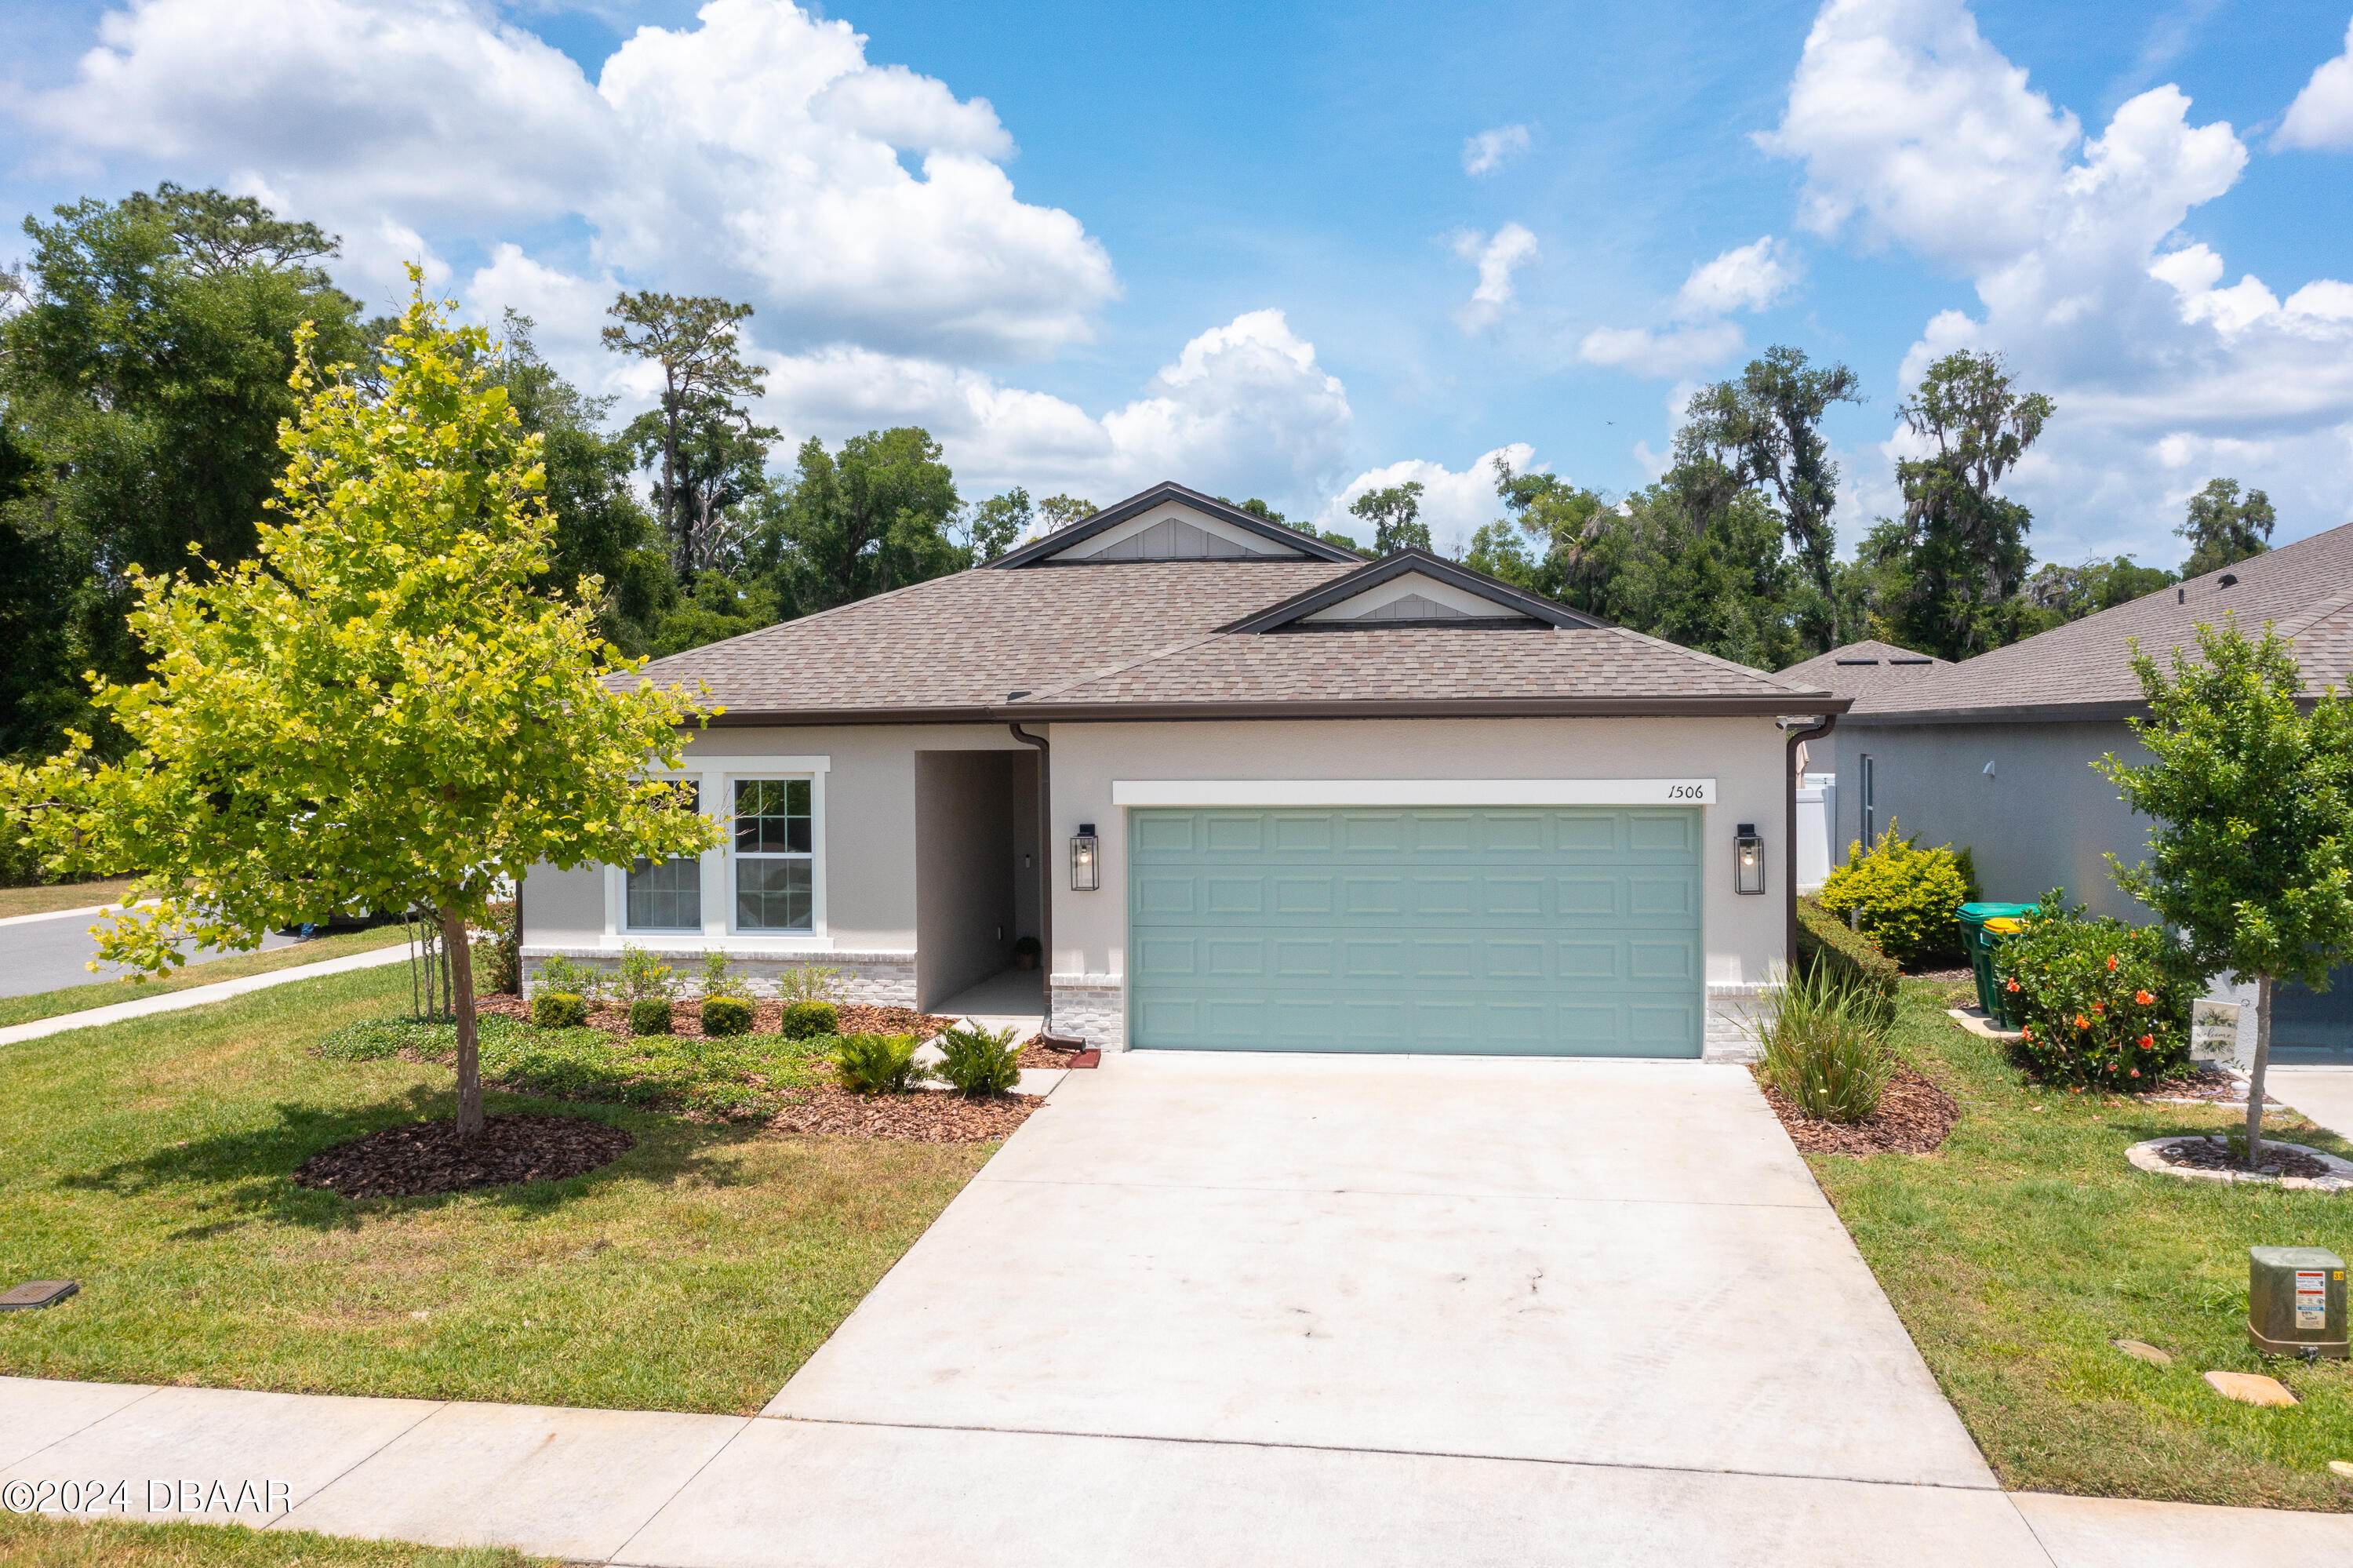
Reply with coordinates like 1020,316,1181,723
632,485,1845,725
1843,520,2353,726
1778,640,1952,704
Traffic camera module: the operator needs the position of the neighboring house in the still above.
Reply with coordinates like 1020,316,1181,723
522,482,1846,1060
1817,522,2353,1064
1778,640,1955,887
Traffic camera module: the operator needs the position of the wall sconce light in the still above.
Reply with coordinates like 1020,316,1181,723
1070,822,1100,892
1735,823,1765,895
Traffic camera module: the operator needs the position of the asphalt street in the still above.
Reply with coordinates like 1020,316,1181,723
0,904,304,999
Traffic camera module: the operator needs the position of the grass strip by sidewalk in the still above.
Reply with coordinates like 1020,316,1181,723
0,879,140,921
0,926,412,1030
0,1512,548,1567
1807,979,2353,1511
0,961,994,1414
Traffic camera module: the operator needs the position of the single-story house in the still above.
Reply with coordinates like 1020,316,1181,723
521,482,1846,1060
1798,520,2353,1064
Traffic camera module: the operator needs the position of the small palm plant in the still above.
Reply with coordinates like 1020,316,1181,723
1755,963,1897,1122
934,1024,1024,1097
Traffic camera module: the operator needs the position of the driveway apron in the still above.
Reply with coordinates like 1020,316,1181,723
766,1051,1994,1490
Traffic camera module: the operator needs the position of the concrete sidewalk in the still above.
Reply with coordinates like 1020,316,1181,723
0,941,413,1048
2271,1068,2353,1142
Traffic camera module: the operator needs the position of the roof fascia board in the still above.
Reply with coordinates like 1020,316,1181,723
699,693,1852,726
990,482,1361,568
1220,548,1606,632
1842,701,2145,726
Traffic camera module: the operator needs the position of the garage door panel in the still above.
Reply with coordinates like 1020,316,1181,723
1129,807,1701,1057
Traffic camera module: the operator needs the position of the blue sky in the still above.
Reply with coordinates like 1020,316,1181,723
4,0,2350,566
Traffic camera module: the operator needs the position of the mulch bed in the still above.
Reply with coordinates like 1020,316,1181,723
1016,1036,1087,1068
292,1114,636,1199
2150,1135,2333,1179
766,1084,1042,1143
1755,1063,1961,1156
478,994,956,1042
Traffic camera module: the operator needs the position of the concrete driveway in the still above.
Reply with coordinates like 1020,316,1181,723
627,1052,2045,1563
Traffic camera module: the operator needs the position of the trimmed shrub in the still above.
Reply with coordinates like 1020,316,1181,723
780,1000,840,1039
700,996,755,1037
1817,818,1973,969
1795,897,1901,1021
1997,895,2192,1087
1755,965,1896,1122
935,1023,1023,1097
833,1032,924,1095
532,991,589,1029
629,997,674,1036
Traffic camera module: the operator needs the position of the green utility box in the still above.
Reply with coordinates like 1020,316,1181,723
1958,901,2037,1027
2249,1246,2349,1359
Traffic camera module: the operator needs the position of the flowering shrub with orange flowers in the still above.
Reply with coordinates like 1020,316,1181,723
1994,893,2195,1087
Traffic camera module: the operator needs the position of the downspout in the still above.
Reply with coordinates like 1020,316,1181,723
1784,714,1837,973
1009,723,1052,1013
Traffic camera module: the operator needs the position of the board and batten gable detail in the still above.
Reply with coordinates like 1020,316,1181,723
1111,779,1718,807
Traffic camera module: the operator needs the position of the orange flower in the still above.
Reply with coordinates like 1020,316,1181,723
2137,1035,2154,1050
2091,1002,2104,1013
2107,954,2119,971
2020,1026,2034,1039
2075,1013,2090,1030
2134,989,2154,1006
2006,978,2020,992
2130,1068,2140,1078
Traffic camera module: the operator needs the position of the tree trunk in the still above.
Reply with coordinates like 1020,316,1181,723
2244,973,2274,1169
439,903,483,1141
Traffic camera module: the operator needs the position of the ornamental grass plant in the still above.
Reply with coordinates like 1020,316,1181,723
1755,962,1897,1122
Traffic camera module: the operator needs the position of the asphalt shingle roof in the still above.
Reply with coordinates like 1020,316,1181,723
1845,521,2353,723
1779,639,1952,704
631,558,1842,722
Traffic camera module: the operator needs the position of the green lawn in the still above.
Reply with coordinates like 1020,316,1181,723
0,963,994,1414
0,1513,547,1567
1811,980,2353,1510
0,879,139,922
0,927,415,1030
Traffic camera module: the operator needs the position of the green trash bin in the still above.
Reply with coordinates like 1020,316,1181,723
1958,901,2037,1025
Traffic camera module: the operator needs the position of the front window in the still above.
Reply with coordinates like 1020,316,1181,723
626,780,704,930
734,778,813,932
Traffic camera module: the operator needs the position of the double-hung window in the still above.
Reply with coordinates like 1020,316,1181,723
733,778,814,933
625,780,703,931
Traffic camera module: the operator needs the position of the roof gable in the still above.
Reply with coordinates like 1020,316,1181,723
1221,548,1607,632
990,481,1360,568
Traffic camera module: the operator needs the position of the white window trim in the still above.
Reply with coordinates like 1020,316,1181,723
1108,777,1717,807
602,755,833,952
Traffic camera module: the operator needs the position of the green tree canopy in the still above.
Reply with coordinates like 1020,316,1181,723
1864,350,2053,660
1350,481,1429,555
2176,477,2275,579
0,186,369,755
2097,617,2353,1162
2,281,719,1137
964,487,1032,564
758,427,962,614
1035,493,1096,532
2020,555,2177,627
600,291,769,580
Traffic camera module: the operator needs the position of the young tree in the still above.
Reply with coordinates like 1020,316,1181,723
1675,346,1863,648
964,487,1032,564
1,281,719,1139
600,291,767,580
2177,477,2275,578
1351,481,1429,555
2097,618,2353,1166
1866,350,2053,660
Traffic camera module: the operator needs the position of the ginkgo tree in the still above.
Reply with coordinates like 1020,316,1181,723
1,275,720,1140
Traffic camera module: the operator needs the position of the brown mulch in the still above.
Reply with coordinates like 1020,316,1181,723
479,995,955,1042
1016,1036,1086,1068
292,1114,635,1199
766,1084,1043,1143
1755,1063,1961,1156
2150,1135,2333,1179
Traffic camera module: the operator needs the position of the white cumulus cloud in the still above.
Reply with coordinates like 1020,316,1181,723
1315,446,1539,555
1672,235,1801,317
1765,0,2353,561
1576,236,1793,377
1461,124,1531,176
1451,223,1540,330
11,0,1117,358
2276,16,2353,151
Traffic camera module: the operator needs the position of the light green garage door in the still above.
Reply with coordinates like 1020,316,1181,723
1127,806,1702,1055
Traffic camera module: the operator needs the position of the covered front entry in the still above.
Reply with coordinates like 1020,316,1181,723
1126,806,1703,1055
